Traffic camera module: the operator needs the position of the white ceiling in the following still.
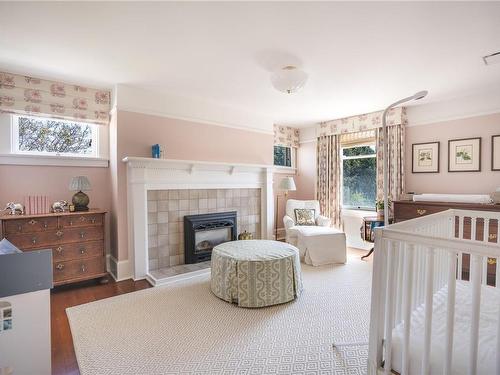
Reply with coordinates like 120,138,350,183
1,2,500,128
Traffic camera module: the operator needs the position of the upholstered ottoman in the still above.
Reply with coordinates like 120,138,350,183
210,240,303,308
296,226,346,266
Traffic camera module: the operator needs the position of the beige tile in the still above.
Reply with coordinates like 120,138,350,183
158,245,170,256
147,190,158,201
217,198,226,208
217,189,226,199
233,189,241,198
158,200,169,212
240,207,249,216
148,212,157,224
170,255,180,266
208,198,217,209
208,189,217,199
189,210,199,215
225,189,233,198
189,190,199,199
240,197,249,207
169,233,179,245
159,255,170,268
149,259,159,271
147,201,157,213
158,235,168,246
168,222,179,234
189,199,199,209
148,235,158,247
158,190,169,200
208,208,217,213
199,199,208,209
148,224,158,236
198,190,208,198
168,190,179,199
179,199,189,210
157,212,169,224
168,200,179,211
158,223,169,235
240,189,249,197
199,208,209,214
148,246,158,259
179,189,189,199
168,211,180,222
225,198,233,207
179,210,189,220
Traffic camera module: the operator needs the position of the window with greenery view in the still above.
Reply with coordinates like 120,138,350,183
274,145,292,167
341,144,376,209
15,115,96,157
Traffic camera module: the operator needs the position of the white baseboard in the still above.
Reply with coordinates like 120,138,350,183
107,254,133,282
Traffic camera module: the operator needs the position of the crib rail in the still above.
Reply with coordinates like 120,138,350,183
368,209,500,375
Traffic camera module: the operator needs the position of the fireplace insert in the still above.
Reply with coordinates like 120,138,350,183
184,211,237,264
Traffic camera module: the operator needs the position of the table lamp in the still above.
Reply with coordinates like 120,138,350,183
69,176,91,211
275,176,296,240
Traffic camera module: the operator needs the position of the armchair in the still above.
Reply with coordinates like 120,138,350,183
283,199,331,246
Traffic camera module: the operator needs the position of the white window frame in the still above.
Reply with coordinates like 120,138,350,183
273,145,297,174
340,142,377,211
0,113,108,167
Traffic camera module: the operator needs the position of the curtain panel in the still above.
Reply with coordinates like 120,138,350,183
0,71,111,125
317,107,406,137
376,124,405,205
273,124,300,148
316,135,341,227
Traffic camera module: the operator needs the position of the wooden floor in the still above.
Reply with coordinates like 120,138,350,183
51,278,151,375
50,247,371,375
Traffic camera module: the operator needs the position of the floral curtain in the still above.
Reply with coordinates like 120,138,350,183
316,135,341,227
273,124,299,148
0,71,111,125
317,107,406,136
376,124,405,206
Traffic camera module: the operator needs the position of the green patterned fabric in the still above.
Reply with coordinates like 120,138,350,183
294,208,316,226
210,240,303,308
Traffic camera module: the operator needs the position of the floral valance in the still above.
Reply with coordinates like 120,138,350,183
317,107,407,137
0,71,111,125
274,124,300,148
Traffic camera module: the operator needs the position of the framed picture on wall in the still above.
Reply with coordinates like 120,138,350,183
448,137,481,172
412,142,440,173
493,135,500,171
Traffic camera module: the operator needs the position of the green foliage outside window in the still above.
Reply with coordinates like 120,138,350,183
274,145,291,167
342,145,376,209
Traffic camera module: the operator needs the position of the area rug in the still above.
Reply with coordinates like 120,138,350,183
67,254,372,375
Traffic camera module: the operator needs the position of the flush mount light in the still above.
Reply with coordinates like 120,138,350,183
483,52,500,65
270,65,308,94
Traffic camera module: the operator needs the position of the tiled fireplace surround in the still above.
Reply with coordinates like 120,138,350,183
147,188,261,271
123,157,274,285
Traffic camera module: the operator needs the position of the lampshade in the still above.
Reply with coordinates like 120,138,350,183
279,176,296,191
69,176,92,191
270,66,308,94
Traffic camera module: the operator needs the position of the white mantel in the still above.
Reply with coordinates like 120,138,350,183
123,157,275,281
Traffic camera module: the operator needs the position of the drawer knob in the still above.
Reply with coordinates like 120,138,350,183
488,258,497,265
31,236,37,244
43,222,48,229
69,220,73,226
56,263,64,270
80,247,86,254
28,219,37,225
80,231,86,239
56,246,63,253
56,230,64,237
489,234,498,241
17,224,22,231
416,209,427,216
81,264,87,273
79,216,86,222
90,218,96,224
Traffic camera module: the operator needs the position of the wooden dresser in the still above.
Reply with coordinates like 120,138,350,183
1,210,107,286
394,200,500,284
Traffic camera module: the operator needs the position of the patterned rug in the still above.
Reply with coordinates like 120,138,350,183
67,254,372,374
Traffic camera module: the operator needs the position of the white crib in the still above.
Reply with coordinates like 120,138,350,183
368,209,500,375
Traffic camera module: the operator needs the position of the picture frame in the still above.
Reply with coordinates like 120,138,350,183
493,135,500,171
448,137,481,172
412,142,440,173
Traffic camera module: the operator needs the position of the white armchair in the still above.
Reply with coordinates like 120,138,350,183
283,199,331,246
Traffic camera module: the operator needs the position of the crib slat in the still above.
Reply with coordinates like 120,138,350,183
395,242,405,324
443,251,457,375
383,241,397,375
421,247,435,375
496,297,500,375
469,254,482,375
401,243,415,375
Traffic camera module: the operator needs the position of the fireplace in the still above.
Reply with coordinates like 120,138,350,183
184,211,237,264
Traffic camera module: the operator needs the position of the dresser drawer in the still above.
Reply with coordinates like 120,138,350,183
6,226,104,249
26,240,104,261
60,213,104,228
3,217,58,235
53,256,105,283
394,203,447,221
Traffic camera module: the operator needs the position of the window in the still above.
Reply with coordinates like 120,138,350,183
13,115,97,157
274,145,294,168
341,144,376,210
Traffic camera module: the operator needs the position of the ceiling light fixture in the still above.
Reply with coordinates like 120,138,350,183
270,65,308,94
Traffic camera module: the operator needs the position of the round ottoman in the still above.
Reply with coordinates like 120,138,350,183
210,240,303,308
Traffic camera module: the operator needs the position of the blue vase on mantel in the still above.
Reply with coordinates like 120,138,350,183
152,144,161,159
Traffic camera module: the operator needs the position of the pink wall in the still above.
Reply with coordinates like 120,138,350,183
112,110,274,260
0,164,112,252
406,112,500,195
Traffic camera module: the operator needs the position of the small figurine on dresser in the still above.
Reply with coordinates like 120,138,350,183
51,200,69,213
3,202,24,215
